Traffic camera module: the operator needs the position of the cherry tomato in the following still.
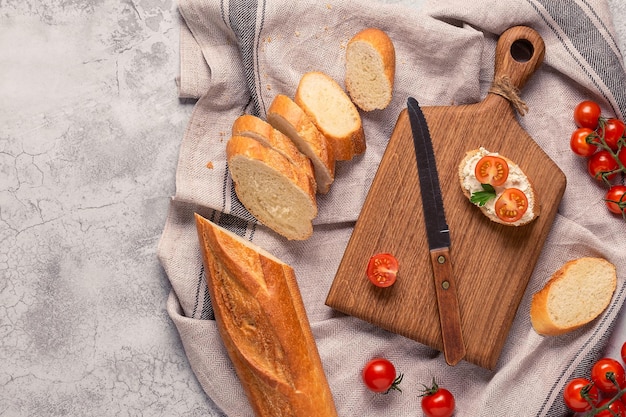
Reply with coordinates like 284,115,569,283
563,378,599,412
574,100,602,129
595,398,626,417
366,253,399,288
591,358,626,394
570,127,597,157
598,118,625,151
420,380,455,417
622,341,626,364
474,155,509,186
588,150,619,182
362,358,402,393
494,188,528,223
605,185,626,215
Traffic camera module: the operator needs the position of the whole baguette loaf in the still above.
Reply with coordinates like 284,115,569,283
295,71,366,161
194,214,338,417
232,114,317,188
267,94,335,194
345,28,396,111
530,257,617,336
226,135,317,240
458,147,540,226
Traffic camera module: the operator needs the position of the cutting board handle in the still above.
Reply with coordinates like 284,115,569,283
492,26,545,96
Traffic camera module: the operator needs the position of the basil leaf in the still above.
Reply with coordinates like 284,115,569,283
470,184,496,206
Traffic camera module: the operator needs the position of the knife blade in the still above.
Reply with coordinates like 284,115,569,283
407,97,466,366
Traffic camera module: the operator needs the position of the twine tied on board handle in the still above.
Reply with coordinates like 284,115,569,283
489,75,529,116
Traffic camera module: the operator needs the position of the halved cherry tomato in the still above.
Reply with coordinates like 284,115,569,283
494,188,528,223
590,358,626,394
366,253,398,288
570,127,597,157
474,155,509,186
362,358,402,393
563,378,599,412
574,100,602,129
588,150,619,182
605,185,626,215
597,118,625,151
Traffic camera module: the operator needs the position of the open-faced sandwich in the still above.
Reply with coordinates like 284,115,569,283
458,147,539,226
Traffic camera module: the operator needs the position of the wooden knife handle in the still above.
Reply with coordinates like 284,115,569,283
429,247,466,366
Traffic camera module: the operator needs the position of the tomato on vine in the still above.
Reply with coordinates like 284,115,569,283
605,185,626,216
563,377,599,412
622,341,626,364
570,127,597,157
574,100,602,129
419,379,455,417
595,398,626,417
362,358,403,393
597,118,625,151
590,358,626,394
587,150,619,182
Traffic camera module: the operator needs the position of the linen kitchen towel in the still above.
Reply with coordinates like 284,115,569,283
158,0,626,415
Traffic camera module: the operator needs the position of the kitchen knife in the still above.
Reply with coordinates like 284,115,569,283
407,97,466,366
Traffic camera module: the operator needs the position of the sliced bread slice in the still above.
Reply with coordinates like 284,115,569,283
295,71,365,161
226,135,318,240
530,257,617,336
232,114,317,190
267,94,335,194
345,28,396,111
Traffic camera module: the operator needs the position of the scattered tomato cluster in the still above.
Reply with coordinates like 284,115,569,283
362,358,455,417
563,341,626,416
570,100,626,218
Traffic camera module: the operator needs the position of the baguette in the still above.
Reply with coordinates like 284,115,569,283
267,94,335,193
458,147,539,226
294,71,366,161
226,135,317,240
232,114,317,188
530,257,617,336
345,28,396,111
194,214,338,416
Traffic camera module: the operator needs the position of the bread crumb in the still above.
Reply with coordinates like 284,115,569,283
267,84,272,91
326,3,332,9
295,31,300,37
206,161,214,169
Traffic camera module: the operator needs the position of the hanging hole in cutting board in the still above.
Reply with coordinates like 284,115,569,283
511,39,534,62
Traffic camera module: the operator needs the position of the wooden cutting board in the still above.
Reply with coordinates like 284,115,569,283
325,26,567,369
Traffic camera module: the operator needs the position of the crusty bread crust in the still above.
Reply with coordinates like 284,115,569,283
226,135,317,240
458,148,540,226
194,214,338,416
345,28,396,111
530,257,617,336
295,71,366,161
232,114,317,189
267,94,335,194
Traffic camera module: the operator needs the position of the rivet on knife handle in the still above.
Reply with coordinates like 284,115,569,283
430,247,465,366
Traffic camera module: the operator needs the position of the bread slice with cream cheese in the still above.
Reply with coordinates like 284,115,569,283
458,147,539,226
